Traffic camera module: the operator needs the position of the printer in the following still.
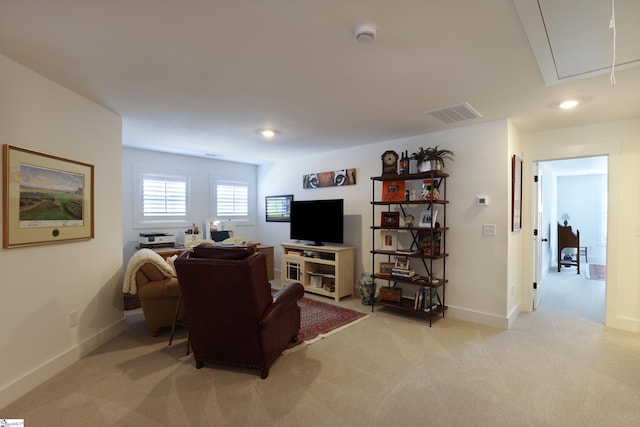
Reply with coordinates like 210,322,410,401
138,232,176,248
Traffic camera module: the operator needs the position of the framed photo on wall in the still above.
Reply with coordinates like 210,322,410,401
512,155,522,231
3,145,94,248
265,194,293,222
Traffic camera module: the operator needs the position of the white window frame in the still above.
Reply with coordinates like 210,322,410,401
211,175,255,225
133,167,192,229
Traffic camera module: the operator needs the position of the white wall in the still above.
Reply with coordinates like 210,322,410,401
521,117,640,331
507,122,524,326
121,148,259,264
557,174,607,262
259,120,515,328
0,54,123,408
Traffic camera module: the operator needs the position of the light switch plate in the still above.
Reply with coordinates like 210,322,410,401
483,224,496,236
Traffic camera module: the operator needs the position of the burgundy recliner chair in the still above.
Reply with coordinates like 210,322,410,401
174,244,304,378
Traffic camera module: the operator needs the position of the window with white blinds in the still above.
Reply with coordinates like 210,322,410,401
142,175,187,216
133,169,191,228
216,181,249,217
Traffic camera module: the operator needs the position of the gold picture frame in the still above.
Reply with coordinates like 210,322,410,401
378,261,394,276
3,145,94,248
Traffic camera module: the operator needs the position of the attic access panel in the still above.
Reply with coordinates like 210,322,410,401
514,0,640,84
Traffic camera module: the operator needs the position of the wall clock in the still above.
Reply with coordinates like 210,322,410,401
381,150,399,176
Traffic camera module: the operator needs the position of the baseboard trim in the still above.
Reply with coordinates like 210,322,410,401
606,315,640,333
1,317,126,409
447,306,510,329
507,301,522,329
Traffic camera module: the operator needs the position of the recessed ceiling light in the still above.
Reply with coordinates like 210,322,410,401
260,129,280,138
559,100,579,109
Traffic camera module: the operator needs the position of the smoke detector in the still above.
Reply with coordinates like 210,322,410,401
354,25,377,43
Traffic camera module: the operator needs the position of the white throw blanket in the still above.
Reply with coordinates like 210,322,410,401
122,249,176,295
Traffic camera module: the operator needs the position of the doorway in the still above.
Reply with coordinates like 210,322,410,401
533,156,607,323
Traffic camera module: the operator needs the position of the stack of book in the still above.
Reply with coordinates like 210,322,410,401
391,267,415,278
414,286,440,311
391,256,418,280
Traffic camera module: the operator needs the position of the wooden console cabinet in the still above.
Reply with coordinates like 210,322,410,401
281,243,354,301
256,245,275,281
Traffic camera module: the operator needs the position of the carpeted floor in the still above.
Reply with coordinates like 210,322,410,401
287,297,368,350
5,287,640,426
588,263,607,280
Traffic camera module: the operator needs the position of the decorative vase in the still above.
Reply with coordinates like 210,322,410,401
359,272,375,305
428,158,444,171
418,161,431,172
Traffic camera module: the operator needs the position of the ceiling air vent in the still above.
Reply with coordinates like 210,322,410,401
426,102,482,124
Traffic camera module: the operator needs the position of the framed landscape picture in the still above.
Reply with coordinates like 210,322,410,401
3,145,94,248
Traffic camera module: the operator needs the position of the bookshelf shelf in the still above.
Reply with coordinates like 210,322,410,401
370,169,449,326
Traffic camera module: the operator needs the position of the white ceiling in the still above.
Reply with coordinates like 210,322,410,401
1,0,639,164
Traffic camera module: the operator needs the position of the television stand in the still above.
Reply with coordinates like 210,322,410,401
281,242,354,301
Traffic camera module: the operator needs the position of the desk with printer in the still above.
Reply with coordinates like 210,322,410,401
137,232,274,280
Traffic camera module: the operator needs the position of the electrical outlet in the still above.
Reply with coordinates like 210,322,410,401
482,224,496,236
69,310,79,328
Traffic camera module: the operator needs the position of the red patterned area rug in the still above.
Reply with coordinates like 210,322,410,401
588,264,607,281
285,297,369,353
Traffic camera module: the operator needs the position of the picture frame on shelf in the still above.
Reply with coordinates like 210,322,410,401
381,180,405,202
394,257,410,270
380,230,398,251
381,211,400,228
3,144,94,248
378,261,394,276
418,207,438,228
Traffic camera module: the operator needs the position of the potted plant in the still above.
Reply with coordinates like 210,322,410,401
410,145,454,172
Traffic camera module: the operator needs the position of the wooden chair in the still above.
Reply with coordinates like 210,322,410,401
557,223,580,274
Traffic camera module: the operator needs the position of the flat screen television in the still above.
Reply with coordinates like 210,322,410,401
290,199,344,246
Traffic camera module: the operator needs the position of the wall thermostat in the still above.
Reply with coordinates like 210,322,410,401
477,195,490,206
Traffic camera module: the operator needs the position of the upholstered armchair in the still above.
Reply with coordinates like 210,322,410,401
174,244,304,379
123,249,184,336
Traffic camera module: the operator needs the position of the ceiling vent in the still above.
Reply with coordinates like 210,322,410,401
426,102,482,124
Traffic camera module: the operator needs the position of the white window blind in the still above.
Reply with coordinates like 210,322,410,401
142,175,187,217
216,181,248,217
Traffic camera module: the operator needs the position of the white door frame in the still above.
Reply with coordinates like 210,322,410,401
521,141,619,319
532,162,541,310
